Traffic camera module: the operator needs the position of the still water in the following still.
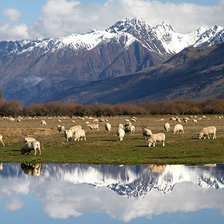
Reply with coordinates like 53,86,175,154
0,163,224,223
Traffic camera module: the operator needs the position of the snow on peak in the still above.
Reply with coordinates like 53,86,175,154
106,17,152,34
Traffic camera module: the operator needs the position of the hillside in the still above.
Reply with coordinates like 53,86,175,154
52,43,224,104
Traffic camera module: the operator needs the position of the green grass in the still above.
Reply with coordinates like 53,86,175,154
1,134,224,165
0,115,224,165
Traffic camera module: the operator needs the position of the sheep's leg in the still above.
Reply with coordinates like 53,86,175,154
208,134,210,139
162,141,165,147
34,149,37,156
153,142,155,147
1,140,5,147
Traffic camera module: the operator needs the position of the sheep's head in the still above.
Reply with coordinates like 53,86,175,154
198,132,203,140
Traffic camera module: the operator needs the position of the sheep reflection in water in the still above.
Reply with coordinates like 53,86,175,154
21,163,42,177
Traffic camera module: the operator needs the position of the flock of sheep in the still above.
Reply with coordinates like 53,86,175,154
0,114,221,156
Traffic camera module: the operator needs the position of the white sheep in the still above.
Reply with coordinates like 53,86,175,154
105,123,111,132
124,125,135,134
116,127,125,141
24,137,36,144
148,133,165,147
173,124,184,134
69,125,82,134
74,129,86,141
164,123,170,132
118,124,124,129
58,125,65,132
21,140,41,156
87,123,99,131
170,117,176,121
41,120,47,126
0,135,5,147
64,130,73,142
142,128,152,139
193,119,198,123
199,126,217,140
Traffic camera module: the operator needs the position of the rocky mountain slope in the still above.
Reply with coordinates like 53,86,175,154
0,18,223,104
52,42,224,104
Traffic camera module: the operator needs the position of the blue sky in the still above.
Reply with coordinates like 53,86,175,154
0,0,223,40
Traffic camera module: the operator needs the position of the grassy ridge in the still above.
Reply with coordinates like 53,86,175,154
0,115,223,165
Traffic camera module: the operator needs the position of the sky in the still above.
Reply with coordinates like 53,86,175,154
0,0,223,41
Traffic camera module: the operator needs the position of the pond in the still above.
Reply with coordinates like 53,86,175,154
0,163,224,223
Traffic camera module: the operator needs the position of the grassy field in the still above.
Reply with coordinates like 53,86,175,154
0,115,224,165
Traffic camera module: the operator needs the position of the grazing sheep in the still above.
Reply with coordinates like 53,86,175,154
170,117,176,121
173,124,184,134
41,120,47,126
64,130,73,142
193,119,198,123
131,118,137,122
69,125,82,134
21,140,41,156
142,128,152,139
0,135,5,147
164,123,170,132
93,119,98,123
8,117,15,122
74,129,86,141
24,137,36,144
148,133,165,147
87,123,99,131
199,126,217,140
17,119,21,123
57,125,65,132
118,124,124,129
105,123,112,132
183,118,188,123
116,127,125,141
124,125,135,134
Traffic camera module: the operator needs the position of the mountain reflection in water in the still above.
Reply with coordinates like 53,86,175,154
0,163,224,223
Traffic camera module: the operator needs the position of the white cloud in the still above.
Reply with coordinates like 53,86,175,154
1,0,224,41
0,22,30,41
4,197,24,211
2,8,22,22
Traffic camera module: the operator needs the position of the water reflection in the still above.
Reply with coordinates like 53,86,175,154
0,163,224,223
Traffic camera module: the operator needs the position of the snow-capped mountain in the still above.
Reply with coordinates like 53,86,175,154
0,18,224,104
1,163,224,199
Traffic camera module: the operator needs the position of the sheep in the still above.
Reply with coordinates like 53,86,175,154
0,135,5,147
148,133,165,147
64,130,73,142
118,124,124,129
116,127,125,141
41,120,47,126
87,123,99,131
69,125,82,134
131,118,137,123
199,126,217,140
183,118,188,123
173,124,184,134
57,125,65,132
74,129,86,141
142,128,152,139
164,123,170,132
24,137,36,144
21,140,41,156
93,119,98,123
193,119,198,123
170,117,176,121
8,117,15,122
105,122,111,132
124,125,135,134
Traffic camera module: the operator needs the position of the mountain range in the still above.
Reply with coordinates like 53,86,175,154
0,18,224,104
1,163,224,198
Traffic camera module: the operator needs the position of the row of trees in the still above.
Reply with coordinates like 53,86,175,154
0,98,224,117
